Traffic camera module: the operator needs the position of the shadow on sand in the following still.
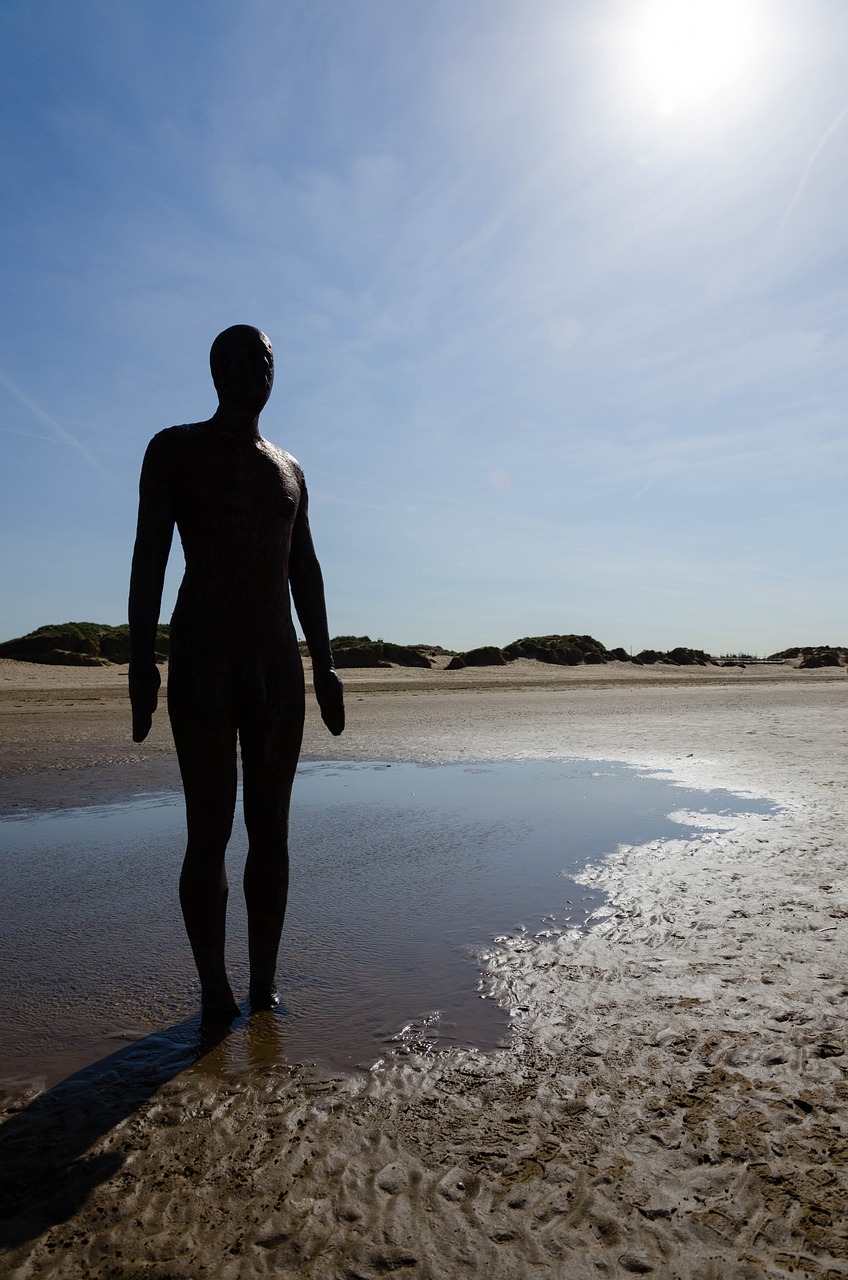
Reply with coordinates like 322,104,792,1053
0,1012,244,1250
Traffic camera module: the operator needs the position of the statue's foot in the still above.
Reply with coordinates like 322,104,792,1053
200,977,240,1022
249,982,280,1012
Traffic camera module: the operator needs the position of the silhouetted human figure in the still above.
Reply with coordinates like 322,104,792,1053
129,325,344,1018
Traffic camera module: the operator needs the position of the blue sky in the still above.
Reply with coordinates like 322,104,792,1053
1,0,847,655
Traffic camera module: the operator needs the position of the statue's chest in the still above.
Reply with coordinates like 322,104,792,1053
181,443,299,535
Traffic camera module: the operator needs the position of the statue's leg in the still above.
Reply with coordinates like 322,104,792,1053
239,662,304,1010
168,690,239,1019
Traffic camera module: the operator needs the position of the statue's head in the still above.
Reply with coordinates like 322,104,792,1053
210,325,274,414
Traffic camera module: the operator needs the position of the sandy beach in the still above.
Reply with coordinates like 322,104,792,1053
1,657,847,1277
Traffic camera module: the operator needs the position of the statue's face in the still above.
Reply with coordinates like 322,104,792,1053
242,332,275,411
214,328,274,413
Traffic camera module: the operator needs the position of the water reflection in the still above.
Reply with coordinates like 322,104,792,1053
0,758,776,1084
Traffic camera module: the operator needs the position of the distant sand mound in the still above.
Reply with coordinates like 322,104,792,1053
329,636,432,669
449,636,716,670
0,622,169,666
4,624,846,671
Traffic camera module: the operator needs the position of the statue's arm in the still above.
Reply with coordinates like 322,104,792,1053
128,433,176,743
289,476,344,736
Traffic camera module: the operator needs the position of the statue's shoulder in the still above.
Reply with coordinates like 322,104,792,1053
143,423,209,466
261,440,304,482
145,422,200,453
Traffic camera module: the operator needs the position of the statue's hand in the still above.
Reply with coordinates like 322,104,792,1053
314,667,345,736
129,661,161,743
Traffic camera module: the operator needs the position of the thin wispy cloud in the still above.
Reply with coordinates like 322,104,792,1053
0,371,107,477
777,101,848,235
0,425,136,458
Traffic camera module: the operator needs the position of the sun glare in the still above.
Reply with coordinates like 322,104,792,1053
621,0,764,117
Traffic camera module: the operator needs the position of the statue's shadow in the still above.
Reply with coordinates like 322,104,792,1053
0,1011,259,1250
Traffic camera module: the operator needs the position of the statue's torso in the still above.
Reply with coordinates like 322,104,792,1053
154,423,304,648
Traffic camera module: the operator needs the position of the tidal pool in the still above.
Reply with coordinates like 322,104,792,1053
0,758,776,1084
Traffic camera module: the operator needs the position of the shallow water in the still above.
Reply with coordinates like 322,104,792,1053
0,758,776,1084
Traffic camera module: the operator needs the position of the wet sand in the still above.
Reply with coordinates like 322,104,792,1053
1,657,847,1276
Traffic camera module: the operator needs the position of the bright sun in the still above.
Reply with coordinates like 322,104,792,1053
622,0,763,117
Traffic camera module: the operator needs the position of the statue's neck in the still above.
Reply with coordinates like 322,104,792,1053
209,405,261,442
